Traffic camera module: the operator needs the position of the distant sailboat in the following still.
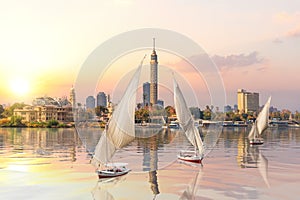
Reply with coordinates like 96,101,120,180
248,96,271,145
91,56,145,178
173,78,204,164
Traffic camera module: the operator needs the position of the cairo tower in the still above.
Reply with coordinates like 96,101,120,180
150,38,158,105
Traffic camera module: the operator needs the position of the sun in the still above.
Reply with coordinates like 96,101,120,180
10,77,30,96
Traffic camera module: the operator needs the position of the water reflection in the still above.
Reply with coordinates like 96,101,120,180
179,162,202,200
0,128,81,163
92,128,201,200
92,176,126,200
237,133,270,187
1,127,300,199
138,131,160,197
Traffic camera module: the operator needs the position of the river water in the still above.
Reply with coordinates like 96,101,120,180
0,127,299,200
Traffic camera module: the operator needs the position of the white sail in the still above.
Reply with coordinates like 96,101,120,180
92,58,144,167
173,78,204,155
256,96,271,135
248,96,271,140
92,130,116,166
248,121,258,140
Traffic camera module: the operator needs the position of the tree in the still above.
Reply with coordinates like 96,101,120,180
9,116,25,127
135,108,150,123
136,103,142,110
0,105,4,118
165,106,176,117
203,105,212,120
2,102,28,118
95,106,108,117
47,119,59,127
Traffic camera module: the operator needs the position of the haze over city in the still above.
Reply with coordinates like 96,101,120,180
1,0,300,111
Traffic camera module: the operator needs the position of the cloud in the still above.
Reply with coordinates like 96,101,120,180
272,11,300,41
273,12,300,24
273,38,283,43
286,26,300,38
211,52,263,69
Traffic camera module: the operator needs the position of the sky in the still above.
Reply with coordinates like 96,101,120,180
0,0,300,111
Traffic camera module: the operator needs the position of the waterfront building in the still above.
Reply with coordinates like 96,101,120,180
237,89,259,113
86,96,95,109
143,82,150,107
150,38,158,105
233,104,238,112
96,92,107,107
14,105,73,123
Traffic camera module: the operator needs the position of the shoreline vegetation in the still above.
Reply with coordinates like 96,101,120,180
0,117,75,128
1,103,300,128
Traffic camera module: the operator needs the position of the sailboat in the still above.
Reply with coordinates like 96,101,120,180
91,56,145,178
173,78,204,164
248,96,271,145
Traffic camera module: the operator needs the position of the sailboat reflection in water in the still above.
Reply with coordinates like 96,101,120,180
91,56,145,179
240,144,270,188
92,176,126,200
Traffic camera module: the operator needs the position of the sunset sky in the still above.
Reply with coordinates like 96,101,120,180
0,0,300,111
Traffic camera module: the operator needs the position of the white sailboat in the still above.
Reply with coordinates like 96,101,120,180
248,96,271,145
91,56,145,178
173,78,204,164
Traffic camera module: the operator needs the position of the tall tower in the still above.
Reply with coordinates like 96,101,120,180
150,38,158,105
70,86,76,109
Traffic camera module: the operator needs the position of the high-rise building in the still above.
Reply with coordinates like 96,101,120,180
143,82,150,106
86,96,95,109
69,86,76,109
224,105,233,113
150,38,158,105
157,99,164,108
97,92,107,107
237,89,259,113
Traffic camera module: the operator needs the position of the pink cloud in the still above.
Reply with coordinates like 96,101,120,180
212,52,264,69
286,26,300,38
273,12,300,24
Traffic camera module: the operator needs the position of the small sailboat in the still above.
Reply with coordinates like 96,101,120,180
91,56,145,178
173,78,204,164
248,96,271,145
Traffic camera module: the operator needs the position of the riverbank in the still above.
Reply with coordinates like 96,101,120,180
0,118,75,128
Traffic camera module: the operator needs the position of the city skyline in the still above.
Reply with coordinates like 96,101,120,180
0,1,300,111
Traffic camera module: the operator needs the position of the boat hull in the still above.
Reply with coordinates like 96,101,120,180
249,138,264,145
97,169,131,179
177,155,202,164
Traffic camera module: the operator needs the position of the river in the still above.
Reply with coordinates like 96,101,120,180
0,126,299,200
